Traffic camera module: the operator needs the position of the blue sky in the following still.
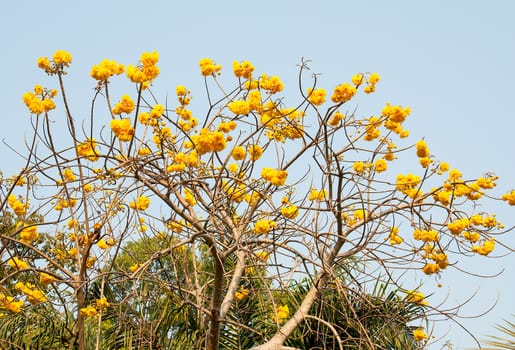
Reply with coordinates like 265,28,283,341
1,1,514,348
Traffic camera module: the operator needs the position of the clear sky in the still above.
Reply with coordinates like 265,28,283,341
1,1,514,348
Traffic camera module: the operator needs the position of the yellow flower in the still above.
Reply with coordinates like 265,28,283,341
234,289,250,301
129,263,141,272
19,225,38,244
281,204,299,219
374,159,388,173
248,144,263,161
183,188,197,206
259,74,284,93
413,229,439,242
353,161,365,174
331,83,356,103
52,50,72,65
382,103,411,123
79,305,99,317
129,196,150,211
199,58,222,76
447,218,470,235
253,219,277,234
40,272,58,285
353,209,367,221
95,297,110,311
415,140,430,158
308,188,327,202
77,138,100,161
110,119,135,141
422,263,440,275
419,157,432,168
90,59,124,81
388,226,403,245
228,100,251,115
472,239,495,256
351,74,364,86
405,290,428,306
0,294,24,313
501,190,515,205
328,111,345,126
7,257,29,270
233,60,254,79
307,88,327,106
273,305,289,323
37,56,51,70
112,94,135,115
261,168,288,186
413,328,428,341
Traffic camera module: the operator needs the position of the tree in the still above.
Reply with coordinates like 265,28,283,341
0,50,513,350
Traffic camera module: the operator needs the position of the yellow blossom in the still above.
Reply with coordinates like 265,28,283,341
413,328,428,341
96,297,110,311
232,60,254,79
79,305,99,317
52,50,72,65
374,159,388,173
228,100,251,115
405,290,428,306
129,196,150,211
447,218,470,235
7,257,29,270
307,88,327,105
19,224,38,244
281,204,299,219
502,190,515,205
415,140,430,158
253,219,277,234
199,58,222,76
413,229,439,242
110,119,135,141
112,94,135,115
183,188,197,206
234,289,250,301
331,83,356,103
273,305,289,323
40,272,58,285
90,59,124,80
77,138,100,161
261,168,288,186
248,144,263,161
472,239,495,256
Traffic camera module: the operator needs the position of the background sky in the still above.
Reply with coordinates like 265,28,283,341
1,1,514,348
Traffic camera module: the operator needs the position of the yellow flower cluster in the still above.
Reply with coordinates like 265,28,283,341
112,94,135,115
472,239,495,256
258,74,284,94
261,167,288,186
388,226,403,245
307,88,327,106
447,217,470,235
185,128,227,155
374,159,388,173
382,103,411,137
502,190,515,205
96,297,110,311
166,151,199,172
110,119,134,142
97,237,116,249
36,50,72,75
421,244,449,274
129,196,150,211
281,203,299,219
273,304,289,323
79,305,99,317
126,51,160,84
248,144,263,161
363,73,380,93
52,50,73,65
405,290,428,306
260,104,304,142
7,257,29,270
90,59,124,81
15,282,47,305
309,188,327,201
183,188,197,206
8,194,27,216
413,328,428,341
363,116,382,141
396,173,422,198
54,197,77,211
331,83,357,103
253,219,277,234
228,100,251,115
0,293,24,313
18,224,38,244
233,60,254,79
22,85,57,115
413,229,439,242
234,288,250,301
328,111,345,127
199,58,222,76
77,138,100,161
40,272,58,285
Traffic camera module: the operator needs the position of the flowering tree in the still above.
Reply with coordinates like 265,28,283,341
0,50,513,350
